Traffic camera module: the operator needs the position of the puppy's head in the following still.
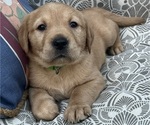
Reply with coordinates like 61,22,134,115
18,3,93,68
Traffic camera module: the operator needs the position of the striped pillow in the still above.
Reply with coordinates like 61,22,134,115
0,12,28,118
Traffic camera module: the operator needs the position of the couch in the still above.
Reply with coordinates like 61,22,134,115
0,0,150,124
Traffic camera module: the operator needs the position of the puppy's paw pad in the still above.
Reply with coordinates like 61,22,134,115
64,105,91,123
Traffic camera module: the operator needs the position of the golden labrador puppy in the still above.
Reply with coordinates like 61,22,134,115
18,2,145,123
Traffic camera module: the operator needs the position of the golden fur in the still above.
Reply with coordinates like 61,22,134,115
18,3,145,123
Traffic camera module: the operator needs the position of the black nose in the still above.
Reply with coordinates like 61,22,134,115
52,36,68,50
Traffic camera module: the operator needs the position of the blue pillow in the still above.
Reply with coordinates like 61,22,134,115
18,0,37,13
0,12,28,118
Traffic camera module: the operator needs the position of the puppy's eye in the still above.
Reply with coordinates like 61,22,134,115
37,24,46,31
70,21,78,28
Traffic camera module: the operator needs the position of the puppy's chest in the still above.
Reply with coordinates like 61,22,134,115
32,69,88,100
29,60,92,100
51,74,88,100
46,83,68,101
47,75,73,100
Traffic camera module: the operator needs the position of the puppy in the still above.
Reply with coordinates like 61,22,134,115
18,2,145,123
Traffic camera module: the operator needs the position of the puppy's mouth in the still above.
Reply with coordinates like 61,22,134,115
54,54,68,59
51,52,72,63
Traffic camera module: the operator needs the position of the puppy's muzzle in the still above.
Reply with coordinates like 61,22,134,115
52,36,68,51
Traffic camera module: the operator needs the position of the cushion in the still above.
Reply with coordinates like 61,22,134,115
0,0,27,30
0,0,150,124
0,12,28,118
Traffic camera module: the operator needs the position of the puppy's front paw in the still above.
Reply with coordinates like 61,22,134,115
107,40,124,56
32,99,59,121
109,43,124,55
64,104,91,123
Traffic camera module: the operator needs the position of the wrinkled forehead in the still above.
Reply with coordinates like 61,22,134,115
29,3,82,25
40,3,76,17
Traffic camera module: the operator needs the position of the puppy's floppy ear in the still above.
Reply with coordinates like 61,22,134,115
85,22,93,53
18,15,30,54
